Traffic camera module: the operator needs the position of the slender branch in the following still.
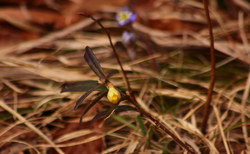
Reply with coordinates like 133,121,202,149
78,14,131,91
126,95,196,154
201,0,216,134
84,14,196,154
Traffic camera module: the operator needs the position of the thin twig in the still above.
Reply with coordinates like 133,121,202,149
201,0,216,134
79,14,131,91
83,14,196,154
126,95,196,154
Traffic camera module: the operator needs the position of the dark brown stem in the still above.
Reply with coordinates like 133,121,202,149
201,0,216,134
84,14,196,153
80,14,131,91
127,94,196,154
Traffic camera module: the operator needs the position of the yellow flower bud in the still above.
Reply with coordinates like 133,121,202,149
107,83,121,104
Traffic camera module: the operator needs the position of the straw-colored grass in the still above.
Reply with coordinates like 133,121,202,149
0,0,249,153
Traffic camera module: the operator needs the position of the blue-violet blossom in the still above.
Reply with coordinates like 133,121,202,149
122,31,135,45
116,7,137,26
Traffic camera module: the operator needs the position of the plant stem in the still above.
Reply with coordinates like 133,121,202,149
86,15,131,91
127,94,196,154
201,0,216,134
85,14,197,154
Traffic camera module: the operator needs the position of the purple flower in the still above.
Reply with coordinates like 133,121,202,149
122,31,135,45
116,7,137,26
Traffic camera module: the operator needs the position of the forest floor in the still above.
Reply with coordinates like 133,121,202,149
0,0,249,153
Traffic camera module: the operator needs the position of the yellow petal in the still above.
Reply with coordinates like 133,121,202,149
107,84,121,104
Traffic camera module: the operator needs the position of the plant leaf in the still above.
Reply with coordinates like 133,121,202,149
137,115,147,135
112,114,137,130
79,91,107,123
84,46,106,80
89,105,117,123
74,86,105,110
61,80,102,92
114,105,137,114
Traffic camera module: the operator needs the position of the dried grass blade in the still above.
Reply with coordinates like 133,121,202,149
0,100,64,154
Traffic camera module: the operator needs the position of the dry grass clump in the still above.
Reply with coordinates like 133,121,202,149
0,0,249,153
